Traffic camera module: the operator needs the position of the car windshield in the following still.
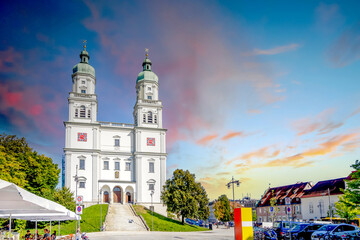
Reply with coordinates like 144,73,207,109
318,225,337,231
274,222,281,228
292,224,308,231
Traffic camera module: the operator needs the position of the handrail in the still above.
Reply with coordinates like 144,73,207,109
129,204,150,231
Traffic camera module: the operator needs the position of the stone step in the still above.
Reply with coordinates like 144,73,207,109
105,204,147,231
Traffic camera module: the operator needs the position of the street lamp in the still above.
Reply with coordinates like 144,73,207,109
226,176,241,239
99,189,103,231
73,165,79,233
150,190,154,231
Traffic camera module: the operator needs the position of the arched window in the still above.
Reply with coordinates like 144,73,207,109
75,109,78,117
147,111,153,123
143,114,146,123
87,109,91,118
80,106,86,118
154,115,157,124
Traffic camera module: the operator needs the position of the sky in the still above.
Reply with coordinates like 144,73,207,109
0,0,360,201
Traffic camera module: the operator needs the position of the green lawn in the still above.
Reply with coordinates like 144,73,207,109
18,204,108,237
133,205,209,232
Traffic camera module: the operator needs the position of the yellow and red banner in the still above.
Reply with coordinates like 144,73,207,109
234,207,253,240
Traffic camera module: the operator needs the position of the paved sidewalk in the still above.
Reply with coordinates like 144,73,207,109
88,227,234,240
105,204,147,231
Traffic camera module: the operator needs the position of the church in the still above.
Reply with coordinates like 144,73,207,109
64,46,167,214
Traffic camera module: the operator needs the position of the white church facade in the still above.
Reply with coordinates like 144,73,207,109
64,47,167,213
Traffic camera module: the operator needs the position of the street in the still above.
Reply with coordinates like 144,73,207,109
87,227,234,240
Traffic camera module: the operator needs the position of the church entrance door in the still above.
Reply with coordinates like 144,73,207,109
126,192,131,203
103,191,109,203
113,187,122,203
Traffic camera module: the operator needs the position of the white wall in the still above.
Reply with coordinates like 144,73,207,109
301,195,341,220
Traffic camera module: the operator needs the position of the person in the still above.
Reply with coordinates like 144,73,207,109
42,229,50,240
76,229,80,240
24,230,31,239
51,231,56,240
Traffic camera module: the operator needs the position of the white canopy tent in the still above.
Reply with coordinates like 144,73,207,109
0,211,80,237
0,179,69,214
0,179,78,239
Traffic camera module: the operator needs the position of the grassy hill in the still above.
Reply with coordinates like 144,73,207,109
133,205,209,232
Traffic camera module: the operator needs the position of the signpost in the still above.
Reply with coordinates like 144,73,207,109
76,205,83,215
285,198,292,240
76,195,83,205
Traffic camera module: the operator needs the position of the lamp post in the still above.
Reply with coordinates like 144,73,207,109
328,188,332,222
99,189,103,231
150,190,154,231
73,165,79,234
226,176,240,239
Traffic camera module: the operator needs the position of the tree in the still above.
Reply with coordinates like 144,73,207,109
52,187,76,211
161,169,210,224
269,191,280,224
335,196,359,223
341,160,360,209
214,195,231,222
0,134,60,197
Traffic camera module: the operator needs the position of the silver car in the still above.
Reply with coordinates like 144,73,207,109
311,224,360,240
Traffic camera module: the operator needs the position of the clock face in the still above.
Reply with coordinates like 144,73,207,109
147,138,155,146
78,133,87,142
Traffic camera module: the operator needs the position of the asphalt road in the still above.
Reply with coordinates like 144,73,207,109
87,227,234,240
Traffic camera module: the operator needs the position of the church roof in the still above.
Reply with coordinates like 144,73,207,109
137,71,158,83
73,63,95,77
72,46,95,77
136,54,158,83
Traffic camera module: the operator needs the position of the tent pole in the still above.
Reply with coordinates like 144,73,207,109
8,214,11,240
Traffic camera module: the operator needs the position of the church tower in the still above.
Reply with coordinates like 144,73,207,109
133,51,163,128
133,50,167,205
68,44,97,123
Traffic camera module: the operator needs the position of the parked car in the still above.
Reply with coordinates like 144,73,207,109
291,223,325,240
285,223,310,240
274,221,301,240
185,218,197,225
311,224,360,240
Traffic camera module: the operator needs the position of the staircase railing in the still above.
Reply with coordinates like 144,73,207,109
129,204,150,231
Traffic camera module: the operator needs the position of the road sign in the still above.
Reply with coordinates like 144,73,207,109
76,195,83,205
270,206,273,212
76,205,83,215
287,207,291,213
285,197,291,205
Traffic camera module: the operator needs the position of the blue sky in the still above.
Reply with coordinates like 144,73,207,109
0,0,359,200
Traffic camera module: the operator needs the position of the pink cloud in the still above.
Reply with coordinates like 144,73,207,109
82,1,285,148
0,81,64,137
245,43,300,56
197,134,218,145
0,47,27,75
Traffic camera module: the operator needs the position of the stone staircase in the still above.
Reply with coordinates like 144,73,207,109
105,204,148,231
